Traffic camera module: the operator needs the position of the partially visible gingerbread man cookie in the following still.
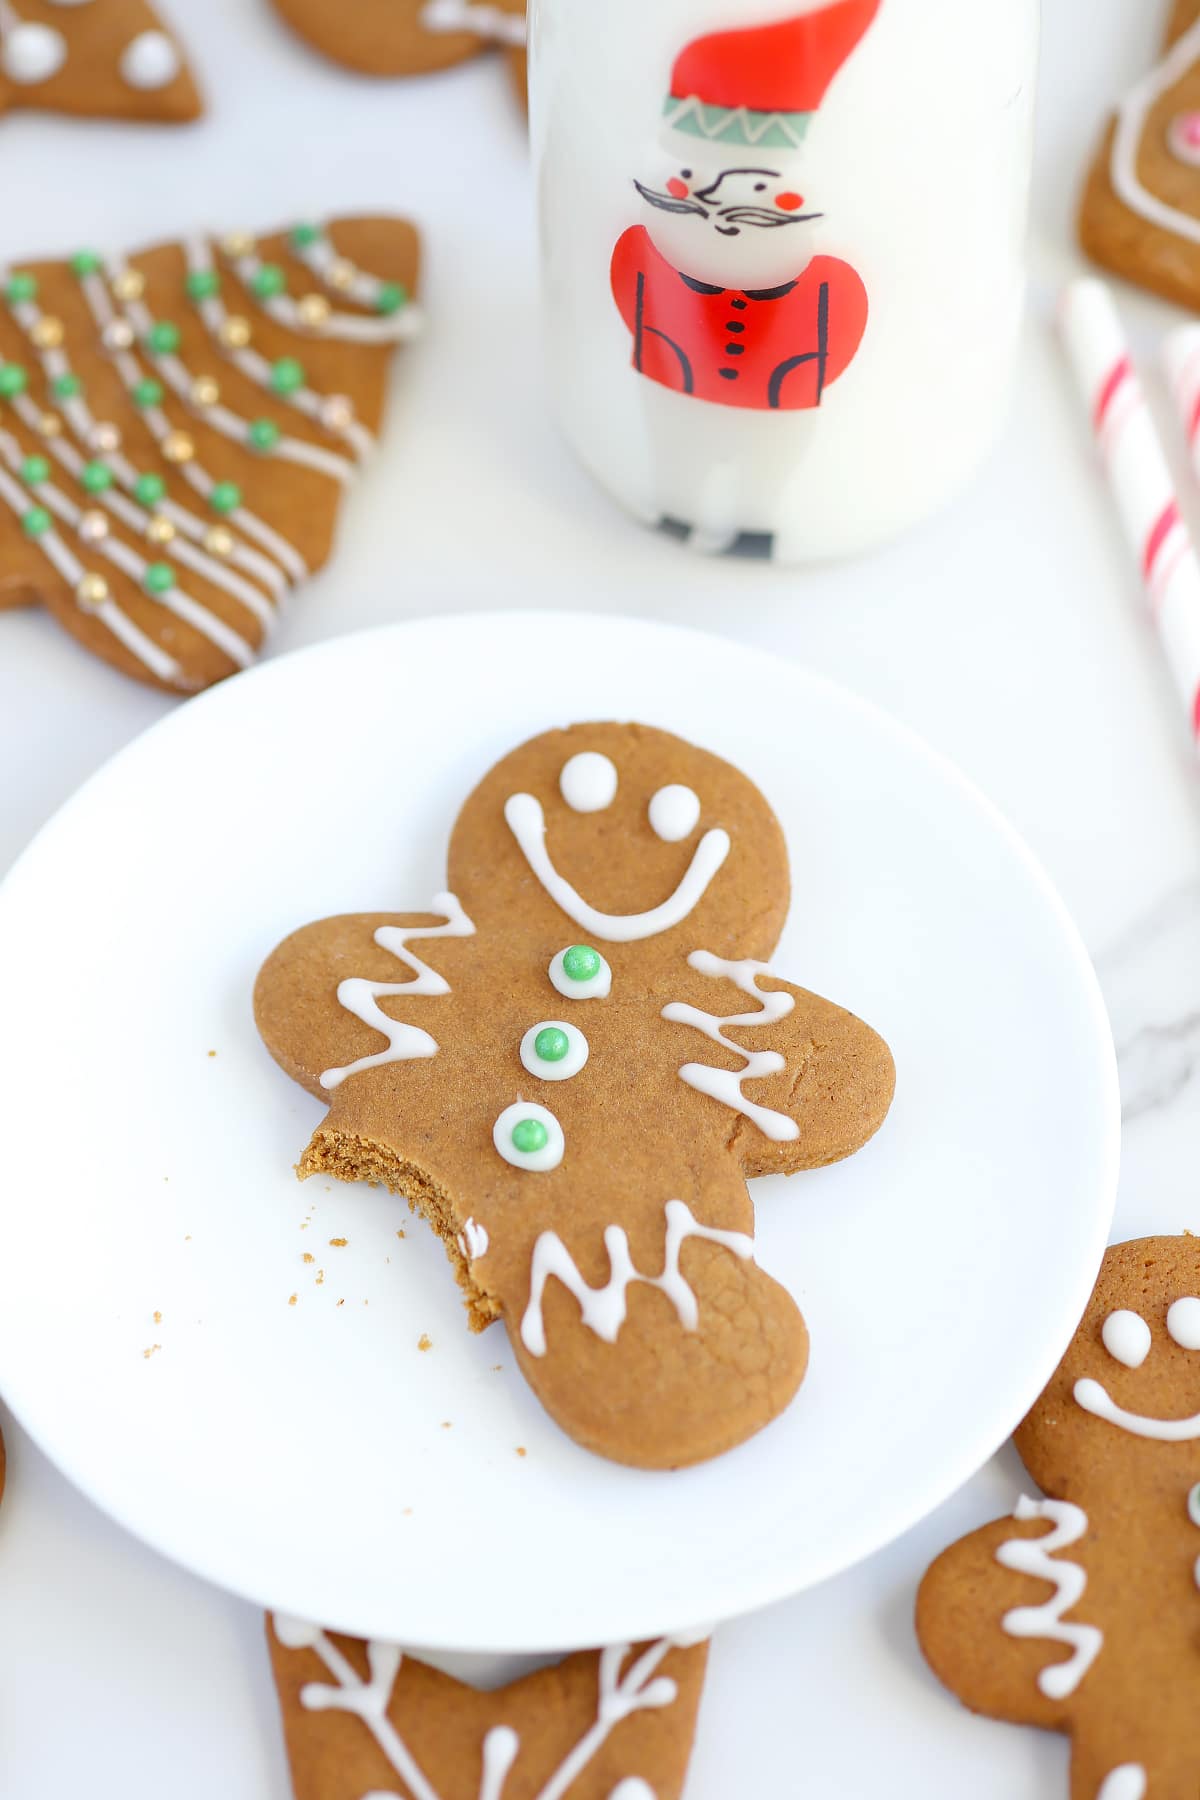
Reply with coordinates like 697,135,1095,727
1079,0,1200,310
271,0,526,107
0,214,421,692
269,1616,709,1800
917,1235,1200,1799
255,723,896,1470
0,1,200,124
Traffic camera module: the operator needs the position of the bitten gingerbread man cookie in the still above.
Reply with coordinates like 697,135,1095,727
917,1236,1200,1800
271,0,527,107
269,1617,709,1800
1079,0,1200,310
0,215,420,692
255,723,895,1469
0,1,200,124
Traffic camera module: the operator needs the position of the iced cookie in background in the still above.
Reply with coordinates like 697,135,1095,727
270,0,527,107
0,0,200,125
917,1236,1200,1799
269,1617,709,1800
254,722,896,1470
1079,0,1200,310
0,215,421,693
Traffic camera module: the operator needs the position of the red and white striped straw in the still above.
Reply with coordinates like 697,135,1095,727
1060,277,1200,742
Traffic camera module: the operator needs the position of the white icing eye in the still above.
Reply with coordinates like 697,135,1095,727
120,29,181,90
559,751,617,813
649,783,701,842
520,1021,589,1081
2,23,67,84
1168,1296,1200,1349
609,1783,657,1800
1101,1309,1152,1369
1169,110,1200,167
493,1101,564,1171
549,945,612,1000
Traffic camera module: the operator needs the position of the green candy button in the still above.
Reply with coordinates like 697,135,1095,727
209,481,241,516
562,944,602,983
52,373,82,401
247,417,280,454
374,281,406,316
70,251,103,279
145,320,181,356
252,263,287,300
132,377,163,410
81,460,112,494
185,269,220,303
270,356,305,396
511,1118,549,1156
133,472,166,507
143,561,175,596
5,272,37,306
0,364,28,400
21,505,51,539
290,223,321,250
533,1027,570,1064
20,455,49,486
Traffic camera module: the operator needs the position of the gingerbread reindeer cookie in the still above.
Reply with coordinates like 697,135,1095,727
918,1236,1200,1800
255,723,895,1469
0,214,420,692
0,1,200,125
271,0,527,106
269,1616,709,1800
1080,0,1200,310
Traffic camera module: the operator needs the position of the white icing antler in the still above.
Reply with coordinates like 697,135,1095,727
320,893,476,1090
274,1615,680,1800
662,953,800,1142
995,1497,1103,1700
520,1198,755,1357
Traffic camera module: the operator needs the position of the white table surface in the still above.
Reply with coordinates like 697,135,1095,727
1,2,1197,1794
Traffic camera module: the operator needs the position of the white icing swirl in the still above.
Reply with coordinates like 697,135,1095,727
995,1496,1102,1700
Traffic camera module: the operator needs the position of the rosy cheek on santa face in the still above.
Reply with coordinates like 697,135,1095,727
775,192,804,212
666,177,691,200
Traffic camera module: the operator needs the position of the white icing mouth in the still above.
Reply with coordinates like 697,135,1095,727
504,792,731,943
1074,1376,1200,1441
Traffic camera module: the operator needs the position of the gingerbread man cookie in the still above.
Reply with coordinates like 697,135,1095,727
0,1,200,124
1079,0,1200,310
255,723,896,1469
0,214,420,692
917,1235,1200,1800
269,1616,709,1800
271,0,527,108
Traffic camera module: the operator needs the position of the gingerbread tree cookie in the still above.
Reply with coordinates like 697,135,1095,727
1079,0,1200,310
269,1617,709,1800
0,1,200,124
271,0,527,108
917,1235,1200,1800
0,214,421,692
255,723,896,1469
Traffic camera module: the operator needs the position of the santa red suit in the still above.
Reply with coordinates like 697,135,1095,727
610,225,868,412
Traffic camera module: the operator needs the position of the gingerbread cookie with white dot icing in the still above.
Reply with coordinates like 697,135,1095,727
268,1616,709,1800
0,214,421,692
917,1235,1200,1800
1079,0,1200,310
270,0,526,106
254,722,896,1470
0,1,200,125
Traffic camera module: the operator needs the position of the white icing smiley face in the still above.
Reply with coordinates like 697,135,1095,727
1075,1298,1200,1439
505,753,730,943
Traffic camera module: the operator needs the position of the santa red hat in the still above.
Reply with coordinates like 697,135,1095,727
663,0,880,150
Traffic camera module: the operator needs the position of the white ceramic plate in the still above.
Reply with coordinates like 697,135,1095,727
0,614,1118,1652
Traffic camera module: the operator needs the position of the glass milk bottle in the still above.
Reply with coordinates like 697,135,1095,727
530,0,1039,562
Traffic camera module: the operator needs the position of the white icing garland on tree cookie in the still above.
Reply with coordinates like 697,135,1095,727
420,0,527,49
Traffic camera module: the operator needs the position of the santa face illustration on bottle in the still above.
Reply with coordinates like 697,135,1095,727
609,0,879,555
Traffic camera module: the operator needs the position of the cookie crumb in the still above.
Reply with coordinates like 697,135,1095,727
441,1421,452,1429
142,1344,161,1360
330,1237,348,1247
337,1298,345,1307
184,1234,192,1242
152,1310,162,1324
402,1507,413,1517
418,1333,432,1351
207,1049,216,1058
300,1221,310,1231
492,1364,503,1372
396,1229,406,1240
288,1293,298,1306
302,1253,314,1264
516,1446,527,1457
316,1270,325,1285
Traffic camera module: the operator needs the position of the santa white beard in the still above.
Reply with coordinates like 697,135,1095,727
643,205,819,291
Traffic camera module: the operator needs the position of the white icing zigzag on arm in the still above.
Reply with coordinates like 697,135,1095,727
995,1497,1103,1700
320,893,475,1090
520,1199,754,1357
273,1614,679,1800
662,952,801,1142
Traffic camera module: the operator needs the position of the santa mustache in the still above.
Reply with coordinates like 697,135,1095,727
633,182,822,232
